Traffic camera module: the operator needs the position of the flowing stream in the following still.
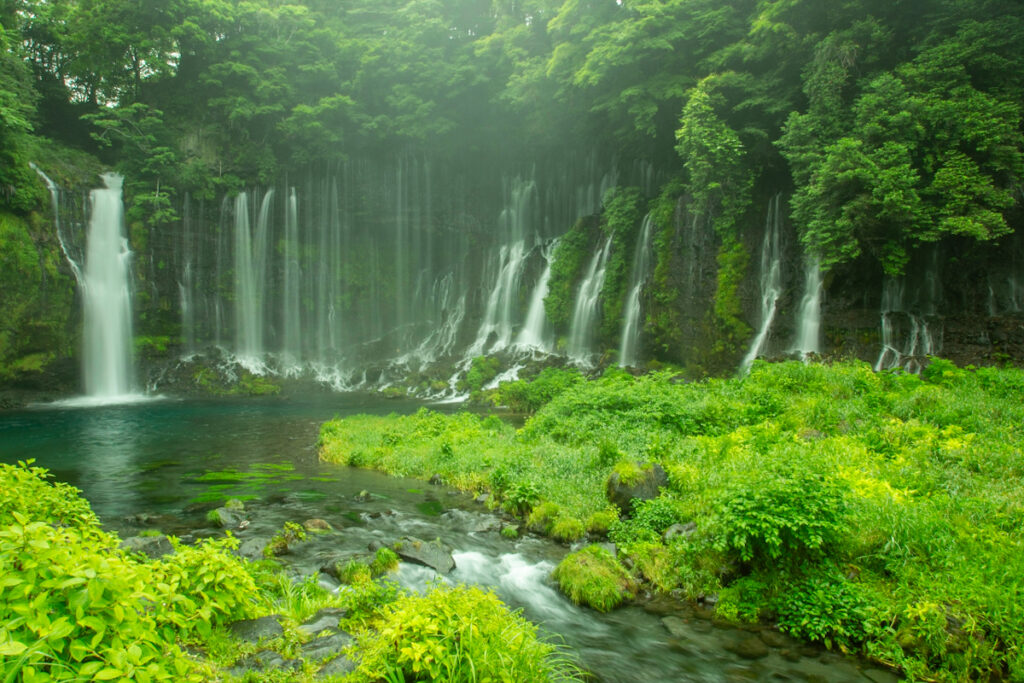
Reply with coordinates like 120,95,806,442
0,396,884,683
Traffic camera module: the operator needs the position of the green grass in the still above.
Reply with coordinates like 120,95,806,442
319,359,1024,681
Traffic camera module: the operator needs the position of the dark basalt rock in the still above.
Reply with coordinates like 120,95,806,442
120,534,174,559
228,615,285,643
302,631,354,661
209,506,245,529
318,654,357,678
606,462,668,514
391,536,456,574
298,607,349,638
729,634,770,660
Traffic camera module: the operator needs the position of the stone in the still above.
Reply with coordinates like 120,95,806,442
224,498,246,511
862,668,900,683
302,631,354,661
663,521,697,543
318,655,357,678
759,629,791,648
392,536,456,574
662,616,690,639
303,518,333,532
298,608,349,638
354,490,372,502
236,536,266,561
474,493,490,504
228,615,285,644
209,506,245,529
605,462,668,513
120,534,174,559
429,473,443,485
730,635,770,660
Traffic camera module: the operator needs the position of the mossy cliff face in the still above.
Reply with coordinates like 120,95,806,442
0,210,76,393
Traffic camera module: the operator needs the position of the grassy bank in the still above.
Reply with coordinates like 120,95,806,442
319,359,1024,681
0,462,578,682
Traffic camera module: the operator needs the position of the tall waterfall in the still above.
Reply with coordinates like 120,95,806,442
515,240,558,352
567,237,613,363
467,241,528,356
619,214,655,367
282,188,302,367
740,197,784,373
791,257,823,360
82,174,135,398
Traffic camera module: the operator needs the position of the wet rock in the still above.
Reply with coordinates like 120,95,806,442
606,462,668,514
729,635,770,660
759,629,791,648
302,631,354,661
429,474,443,485
209,506,245,529
863,668,900,683
224,498,246,511
120,534,174,559
354,490,373,502
780,648,802,663
392,536,456,574
662,616,690,639
318,654,357,678
640,594,678,616
228,615,285,643
298,608,349,638
227,650,300,676
441,510,500,533
236,536,267,561
663,522,697,543
303,518,333,533
475,493,490,504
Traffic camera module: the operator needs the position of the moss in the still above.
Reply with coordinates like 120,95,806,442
552,545,635,612
586,509,619,535
551,516,586,543
545,215,599,329
598,187,644,345
527,501,561,534
370,547,400,576
339,560,373,585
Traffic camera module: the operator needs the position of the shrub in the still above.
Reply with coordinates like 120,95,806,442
504,480,541,516
527,502,561,533
552,545,635,613
711,461,848,564
551,516,586,543
338,560,373,585
352,585,580,681
370,547,400,576
774,571,874,649
494,368,584,413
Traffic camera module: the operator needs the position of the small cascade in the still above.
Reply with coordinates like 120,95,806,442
82,174,135,398
515,240,558,352
740,197,784,373
398,273,467,370
619,214,655,367
467,241,528,356
567,237,613,363
31,163,84,284
874,268,941,373
791,257,823,360
282,188,302,368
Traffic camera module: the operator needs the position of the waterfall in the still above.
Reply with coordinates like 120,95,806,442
791,257,823,360
31,163,84,285
740,197,784,373
515,240,558,352
82,174,135,398
468,241,528,356
874,272,941,373
619,214,655,367
567,237,613,363
282,188,302,367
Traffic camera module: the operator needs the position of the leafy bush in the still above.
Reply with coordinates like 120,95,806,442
494,367,584,413
711,461,848,564
463,355,501,392
352,585,580,682
552,545,635,613
774,571,874,649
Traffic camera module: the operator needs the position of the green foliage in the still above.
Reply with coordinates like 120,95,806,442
545,216,599,331
597,187,644,343
711,458,848,564
774,570,874,649
263,521,308,558
462,355,501,392
351,585,580,682
552,545,635,613
370,547,400,577
494,367,584,413
338,560,373,586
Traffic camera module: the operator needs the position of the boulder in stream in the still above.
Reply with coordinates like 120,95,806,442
391,536,456,574
208,506,246,529
228,615,285,643
120,534,174,559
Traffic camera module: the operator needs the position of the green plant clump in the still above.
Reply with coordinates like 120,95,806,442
552,545,635,613
351,584,581,682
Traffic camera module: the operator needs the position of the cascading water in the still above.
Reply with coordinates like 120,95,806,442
282,188,302,368
619,214,655,368
567,237,613,363
791,257,823,360
515,240,558,353
467,241,528,356
874,254,942,373
82,174,136,398
740,197,784,373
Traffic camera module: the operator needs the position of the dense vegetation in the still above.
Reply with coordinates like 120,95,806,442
320,359,1024,681
1,0,1022,376
0,462,579,682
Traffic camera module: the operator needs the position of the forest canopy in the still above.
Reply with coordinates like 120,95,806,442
1,0,1022,275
